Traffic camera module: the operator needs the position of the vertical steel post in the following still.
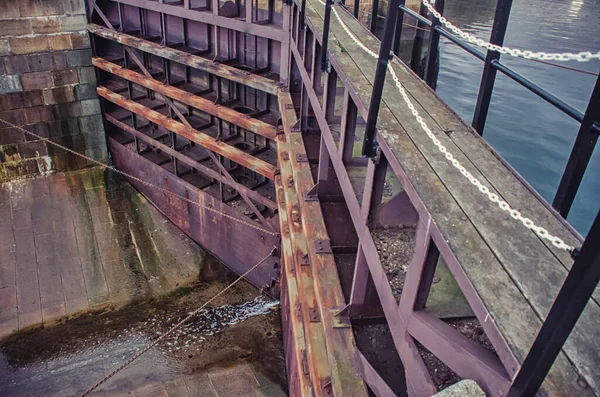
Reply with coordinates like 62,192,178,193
392,0,406,56
321,0,334,71
354,0,360,18
507,211,599,396
409,1,427,75
472,0,513,135
362,0,400,160
369,0,379,34
423,0,444,89
552,74,600,218
301,0,307,29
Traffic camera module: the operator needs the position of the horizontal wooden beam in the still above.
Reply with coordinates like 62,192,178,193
97,86,277,180
88,24,281,95
93,57,278,140
106,114,278,210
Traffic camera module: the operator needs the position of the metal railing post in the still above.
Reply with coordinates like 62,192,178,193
301,0,307,29
369,0,380,34
552,74,600,218
409,1,428,76
507,211,599,396
392,0,406,56
472,0,513,135
321,0,334,71
354,0,360,18
362,0,400,160
423,0,444,89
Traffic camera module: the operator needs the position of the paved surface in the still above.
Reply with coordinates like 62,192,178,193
0,167,204,339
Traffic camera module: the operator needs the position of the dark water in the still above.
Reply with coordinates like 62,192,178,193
434,0,599,235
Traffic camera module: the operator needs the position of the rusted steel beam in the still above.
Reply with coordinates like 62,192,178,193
94,57,278,140
276,129,332,396
278,91,369,396
98,86,276,180
275,174,315,396
106,114,277,210
88,24,281,96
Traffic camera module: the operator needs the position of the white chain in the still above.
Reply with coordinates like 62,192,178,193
318,0,574,251
421,0,600,62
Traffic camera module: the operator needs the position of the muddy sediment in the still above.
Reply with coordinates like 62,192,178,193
0,262,287,396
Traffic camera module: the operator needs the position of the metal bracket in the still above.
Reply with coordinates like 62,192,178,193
285,103,295,110
300,253,310,267
332,307,351,328
321,377,332,395
314,239,332,254
296,153,308,163
281,151,289,161
366,139,381,163
309,307,321,322
301,350,310,376
295,303,302,320
322,57,331,73
305,183,318,202
290,119,301,133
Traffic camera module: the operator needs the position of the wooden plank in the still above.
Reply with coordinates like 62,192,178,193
301,2,594,395
97,86,277,180
106,115,278,210
326,6,600,394
88,24,282,95
94,57,278,140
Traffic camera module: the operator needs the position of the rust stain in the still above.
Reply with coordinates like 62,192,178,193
97,86,276,180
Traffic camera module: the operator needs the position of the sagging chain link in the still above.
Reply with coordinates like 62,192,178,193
321,0,574,252
421,0,600,62
0,118,279,237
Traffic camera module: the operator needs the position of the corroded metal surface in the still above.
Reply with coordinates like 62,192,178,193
93,58,279,141
97,87,277,180
88,24,283,95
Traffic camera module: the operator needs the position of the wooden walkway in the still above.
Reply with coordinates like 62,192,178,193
293,0,599,395
0,168,201,339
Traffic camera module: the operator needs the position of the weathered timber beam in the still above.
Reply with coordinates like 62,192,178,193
106,114,278,210
107,0,288,43
88,24,281,95
98,86,276,180
94,57,278,140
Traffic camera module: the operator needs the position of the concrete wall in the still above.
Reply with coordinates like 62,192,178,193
0,0,106,183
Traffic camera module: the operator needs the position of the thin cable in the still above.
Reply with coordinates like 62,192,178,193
79,247,277,397
0,118,278,237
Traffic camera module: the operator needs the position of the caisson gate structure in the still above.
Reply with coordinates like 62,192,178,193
81,0,600,395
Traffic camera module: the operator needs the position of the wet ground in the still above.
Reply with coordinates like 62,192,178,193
0,270,287,396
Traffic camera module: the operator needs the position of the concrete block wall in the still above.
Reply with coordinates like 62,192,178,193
0,0,107,183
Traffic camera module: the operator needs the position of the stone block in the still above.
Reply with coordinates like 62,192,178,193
0,39,10,56
24,122,52,141
52,101,82,119
42,0,65,15
0,60,5,76
62,0,85,15
8,36,49,55
0,109,26,126
78,114,104,134
59,15,87,32
75,83,97,101
48,34,72,51
20,90,45,108
0,90,44,111
20,71,53,91
80,99,101,116
433,380,486,397
18,140,48,158
4,55,31,74
51,68,78,86
0,0,20,18
59,133,85,151
0,127,24,145
0,75,23,94
48,118,80,138
66,49,92,67
76,66,96,84
27,53,55,73
53,53,68,70
31,16,61,34
0,20,33,36
85,146,108,164
43,86,76,105
19,0,45,17
25,105,55,124
70,33,91,49
82,131,106,149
